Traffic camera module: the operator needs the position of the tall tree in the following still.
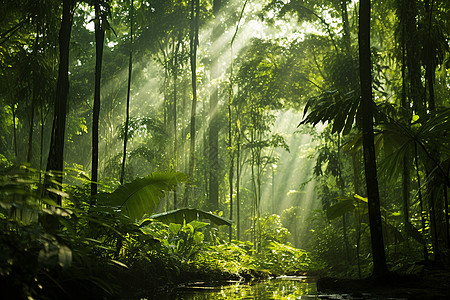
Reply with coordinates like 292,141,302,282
91,0,106,196
184,0,200,207
172,33,182,209
46,0,75,205
208,0,224,210
120,0,134,185
358,0,388,278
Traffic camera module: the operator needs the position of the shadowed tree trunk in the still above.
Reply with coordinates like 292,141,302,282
91,0,105,197
46,0,75,205
228,87,234,241
27,28,39,163
208,0,223,211
172,34,182,209
404,0,425,116
184,0,199,208
358,0,388,278
120,0,134,185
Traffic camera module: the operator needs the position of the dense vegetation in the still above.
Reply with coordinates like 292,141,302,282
1,0,450,299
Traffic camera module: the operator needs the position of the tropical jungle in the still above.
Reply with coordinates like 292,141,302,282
1,0,450,299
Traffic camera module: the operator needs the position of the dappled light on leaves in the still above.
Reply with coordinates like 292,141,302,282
1,0,450,298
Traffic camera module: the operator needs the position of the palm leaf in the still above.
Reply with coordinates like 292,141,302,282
150,208,232,226
326,195,368,220
99,171,188,220
326,197,356,220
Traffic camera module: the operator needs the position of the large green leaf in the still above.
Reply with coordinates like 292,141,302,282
150,208,232,226
299,90,360,135
326,195,368,220
326,198,356,220
99,171,188,221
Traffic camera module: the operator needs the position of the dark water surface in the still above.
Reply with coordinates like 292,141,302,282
149,276,409,300
155,276,317,299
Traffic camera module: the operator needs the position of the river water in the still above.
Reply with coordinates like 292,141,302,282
151,276,409,300
159,276,319,299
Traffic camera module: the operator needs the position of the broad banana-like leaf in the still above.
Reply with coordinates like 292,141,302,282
326,195,368,220
150,208,232,226
326,198,356,220
99,171,188,220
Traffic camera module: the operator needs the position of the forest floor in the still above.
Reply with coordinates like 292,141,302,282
316,263,450,299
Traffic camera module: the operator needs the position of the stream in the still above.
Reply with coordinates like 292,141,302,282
157,276,316,299
149,276,409,299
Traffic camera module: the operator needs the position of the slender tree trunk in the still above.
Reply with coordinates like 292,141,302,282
445,183,449,250
396,0,413,243
403,0,425,115
120,0,134,185
337,134,350,263
184,0,199,208
424,0,436,111
28,30,39,163
228,88,234,241
236,117,241,240
423,0,443,261
358,0,388,278
414,142,429,261
172,35,182,209
340,0,351,52
12,104,17,158
46,0,75,205
208,0,222,211
27,88,36,163
402,156,410,222
209,89,219,210
91,0,105,196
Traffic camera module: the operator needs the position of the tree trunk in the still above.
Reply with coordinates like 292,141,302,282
12,104,17,158
445,182,449,250
403,0,425,115
184,0,199,208
228,88,234,242
172,34,182,209
28,30,39,164
424,0,435,111
236,116,241,240
120,0,133,185
340,0,351,52
414,142,429,261
46,0,75,205
91,0,105,197
209,88,219,210
208,0,222,211
358,0,388,278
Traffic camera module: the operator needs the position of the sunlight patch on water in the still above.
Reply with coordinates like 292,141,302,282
169,276,318,300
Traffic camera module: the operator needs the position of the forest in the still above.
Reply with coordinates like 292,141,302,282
1,0,450,299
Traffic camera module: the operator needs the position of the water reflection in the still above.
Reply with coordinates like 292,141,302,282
170,276,317,300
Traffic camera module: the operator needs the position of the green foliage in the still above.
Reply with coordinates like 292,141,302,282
300,90,360,135
0,166,125,298
99,171,188,221
326,194,367,220
196,241,256,275
261,241,311,274
257,213,291,248
379,107,450,183
150,208,232,226
143,220,208,259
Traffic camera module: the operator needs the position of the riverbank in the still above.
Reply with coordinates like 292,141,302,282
317,263,450,299
113,261,272,299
